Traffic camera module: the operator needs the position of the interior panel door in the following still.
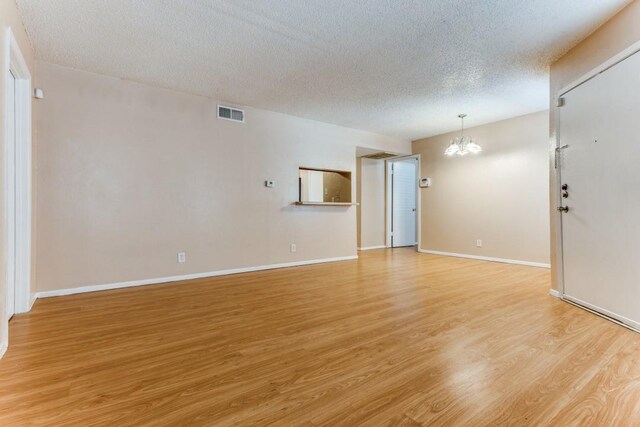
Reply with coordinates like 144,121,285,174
391,159,417,248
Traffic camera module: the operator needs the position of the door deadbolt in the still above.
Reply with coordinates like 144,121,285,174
561,184,568,190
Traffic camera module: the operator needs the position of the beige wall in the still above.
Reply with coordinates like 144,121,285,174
0,0,34,349
412,111,550,265
34,61,410,292
357,158,386,249
549,0,640,290
356,159,362,246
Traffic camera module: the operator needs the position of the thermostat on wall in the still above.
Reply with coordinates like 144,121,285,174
419,178,431,188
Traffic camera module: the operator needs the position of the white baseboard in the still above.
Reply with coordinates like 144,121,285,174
36,255,359,299
0,341,7,359
548,289,561,298
418,249,550,269
12,293,37,315
357,245,387,251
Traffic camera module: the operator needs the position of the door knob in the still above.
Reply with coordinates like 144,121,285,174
557,206,569,213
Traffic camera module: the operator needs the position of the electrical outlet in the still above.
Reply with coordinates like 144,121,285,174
177,252,186,263
290,243,296,253
476,240,482,248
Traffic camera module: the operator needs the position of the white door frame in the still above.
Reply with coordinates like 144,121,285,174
4,28,33,320
385,155,421,250
554,39,640,298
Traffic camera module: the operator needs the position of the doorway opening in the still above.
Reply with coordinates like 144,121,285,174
386,156,419,249
355,148,399,251
4,28,33,325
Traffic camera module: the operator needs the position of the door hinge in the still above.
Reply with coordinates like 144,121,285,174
557,97,565,107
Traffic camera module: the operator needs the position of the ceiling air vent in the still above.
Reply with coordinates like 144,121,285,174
362,152,398,160
218,105,245,123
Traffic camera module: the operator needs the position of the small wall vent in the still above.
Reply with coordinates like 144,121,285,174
218,105,245,123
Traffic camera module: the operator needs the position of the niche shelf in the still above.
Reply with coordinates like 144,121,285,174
294,201,357,206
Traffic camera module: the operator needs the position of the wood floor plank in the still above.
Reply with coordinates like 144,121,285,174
0,248,638,425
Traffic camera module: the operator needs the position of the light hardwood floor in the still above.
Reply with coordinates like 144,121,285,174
1,248,640,426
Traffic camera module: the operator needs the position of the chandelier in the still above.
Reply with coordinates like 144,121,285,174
444,114,482,156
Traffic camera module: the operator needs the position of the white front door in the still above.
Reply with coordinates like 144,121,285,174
6,70,16,320
391,158,417,247
559,49,640,330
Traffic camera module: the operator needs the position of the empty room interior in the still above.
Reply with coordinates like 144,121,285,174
1,0,640,425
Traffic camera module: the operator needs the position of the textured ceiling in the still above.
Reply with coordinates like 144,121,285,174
18,0,630,140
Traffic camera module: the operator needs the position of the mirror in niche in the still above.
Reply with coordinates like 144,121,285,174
299,168,352,203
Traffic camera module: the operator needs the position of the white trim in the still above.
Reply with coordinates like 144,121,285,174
562,295,640,333
28,293,36,310
36,255,358,298
557,39,640,98
357,245,386,251
0,341,7,359
554,90,566,298
6,30,30,81
548,289,561,299
418,249,551,268
4,56,15,320
4,28,32,319
385,160,392,248
416,155,422,252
